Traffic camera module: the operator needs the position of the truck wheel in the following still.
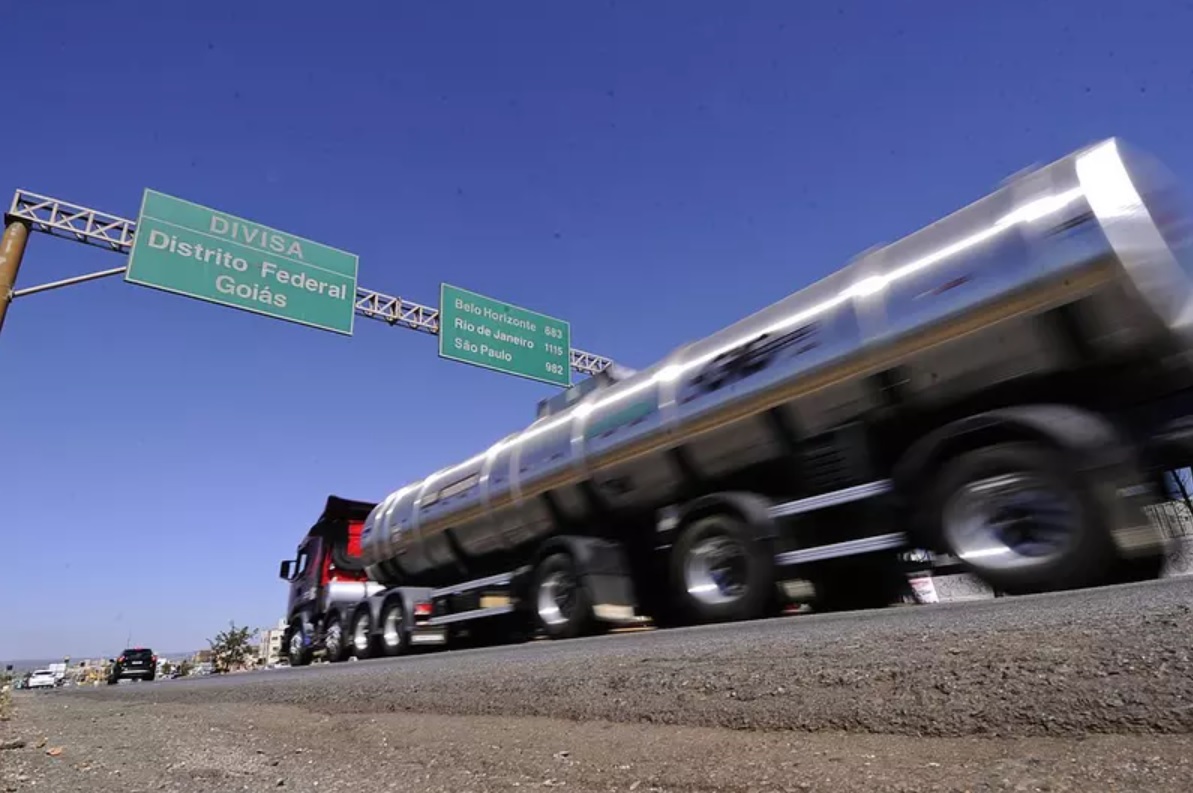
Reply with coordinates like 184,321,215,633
379,600,408,657
286,620,313,667
351,610,376,659
531,552,595,640
925,442,1117,595
324,616,348,663
669,513,775,624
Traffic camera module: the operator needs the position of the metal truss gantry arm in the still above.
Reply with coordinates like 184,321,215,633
6,189,614,377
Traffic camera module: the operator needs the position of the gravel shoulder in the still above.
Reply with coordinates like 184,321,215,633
60,578,1193,739
4,694,1193,793
6,579,1193,791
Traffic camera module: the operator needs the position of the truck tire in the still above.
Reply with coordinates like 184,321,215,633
351,610,376,660
924,442,1117,595
286,620,313,667
378,599,408,657
531,552,595,640
669,513,775,624
323,615,348,663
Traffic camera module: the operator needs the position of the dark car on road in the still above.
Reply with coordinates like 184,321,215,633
107,648,157,684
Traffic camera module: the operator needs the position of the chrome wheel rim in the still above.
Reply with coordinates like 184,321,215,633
352,615,371,653
382,607,404,649
537,570,577,627
684,534,749,606
942,472,1079,571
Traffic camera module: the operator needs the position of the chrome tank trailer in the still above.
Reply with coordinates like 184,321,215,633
361,138,1193,588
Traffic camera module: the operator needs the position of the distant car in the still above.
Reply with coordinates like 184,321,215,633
26,669,57,690
107,648,157,684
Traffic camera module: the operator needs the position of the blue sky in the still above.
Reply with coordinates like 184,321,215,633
3,0,1193,660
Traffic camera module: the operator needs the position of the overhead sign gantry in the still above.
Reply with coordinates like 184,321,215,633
0,189,613,379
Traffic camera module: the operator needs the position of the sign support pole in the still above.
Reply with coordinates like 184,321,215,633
12,266,128,299
0,219,29,336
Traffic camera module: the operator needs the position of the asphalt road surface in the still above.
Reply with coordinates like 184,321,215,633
5,577,1193,792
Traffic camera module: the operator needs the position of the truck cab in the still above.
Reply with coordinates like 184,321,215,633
279,533,364,619
278,496,382,665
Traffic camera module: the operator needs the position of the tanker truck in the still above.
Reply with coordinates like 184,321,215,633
280,137,1193,664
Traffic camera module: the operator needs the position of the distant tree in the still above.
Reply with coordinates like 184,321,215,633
208,621,259,673
177,659,194,677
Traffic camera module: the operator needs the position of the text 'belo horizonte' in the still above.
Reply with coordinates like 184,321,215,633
144,217,349,310
454,297,538,332
451,297,544,357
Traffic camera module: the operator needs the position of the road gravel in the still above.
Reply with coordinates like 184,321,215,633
3,577,1192,791
4,696,1193,792
61,577,1193,737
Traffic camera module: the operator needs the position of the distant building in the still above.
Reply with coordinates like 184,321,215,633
258,619,287,667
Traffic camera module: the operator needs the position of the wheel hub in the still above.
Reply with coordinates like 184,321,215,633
537,570,578,627
382,609,403,648
943,472,1079,571
353,617,371,652
683,534,749,606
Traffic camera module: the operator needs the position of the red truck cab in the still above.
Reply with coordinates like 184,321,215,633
278,496,379,665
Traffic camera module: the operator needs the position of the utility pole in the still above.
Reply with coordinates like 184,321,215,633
0,218,30,336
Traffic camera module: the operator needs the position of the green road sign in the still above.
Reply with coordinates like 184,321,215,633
439,283,572,386
125,189,358,335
